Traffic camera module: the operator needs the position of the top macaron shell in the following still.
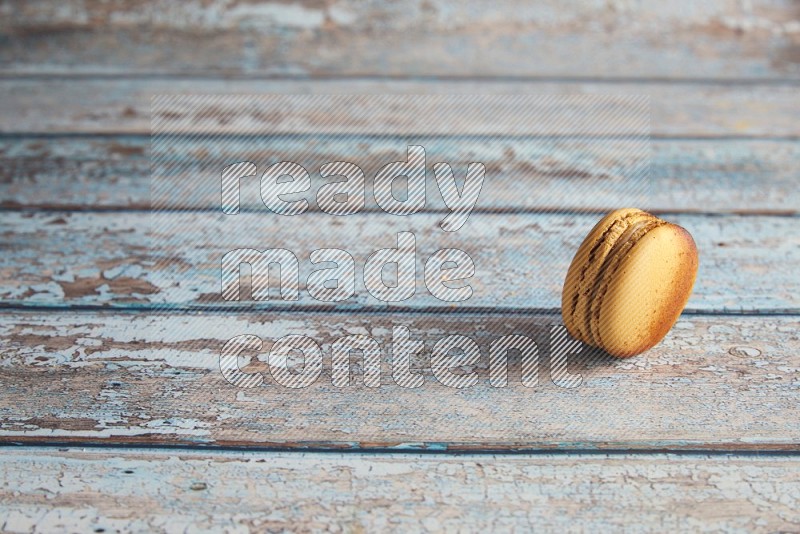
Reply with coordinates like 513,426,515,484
592,222,699,357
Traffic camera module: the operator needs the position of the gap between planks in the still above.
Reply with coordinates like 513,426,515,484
2,442,800,457
3,73,800,85
0,304,799,316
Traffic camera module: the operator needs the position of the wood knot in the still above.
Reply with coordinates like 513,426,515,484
728,346,761,358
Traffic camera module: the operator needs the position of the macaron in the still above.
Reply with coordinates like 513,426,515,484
561,208,699,358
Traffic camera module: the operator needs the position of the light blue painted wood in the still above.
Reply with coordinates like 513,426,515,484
3,137,797,213
0,211,796,312
0,311,797,450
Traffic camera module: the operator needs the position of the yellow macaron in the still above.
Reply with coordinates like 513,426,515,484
561,208,699,358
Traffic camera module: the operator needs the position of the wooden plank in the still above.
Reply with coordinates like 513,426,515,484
0,311,797,450
1,448,799,532
0,211,796,312
1,79,799,136
2,0,800,80
2,136,798,214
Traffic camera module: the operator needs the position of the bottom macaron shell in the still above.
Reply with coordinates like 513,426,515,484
594,223,699,358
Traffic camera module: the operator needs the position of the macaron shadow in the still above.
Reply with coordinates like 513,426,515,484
497,318,633,384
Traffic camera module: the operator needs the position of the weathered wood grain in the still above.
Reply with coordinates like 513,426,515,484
1,79,799,136
0,211,796,312
2,0,800,80
1,448,799,532
2,136,798,214
1,3,796,526
0,311,797,450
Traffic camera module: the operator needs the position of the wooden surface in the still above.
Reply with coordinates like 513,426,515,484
1,311,798,450
2,0,799,80
1,0,799,530
3,79,800,136
2,136,798,213
1,448,799,532
0,212,797,312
